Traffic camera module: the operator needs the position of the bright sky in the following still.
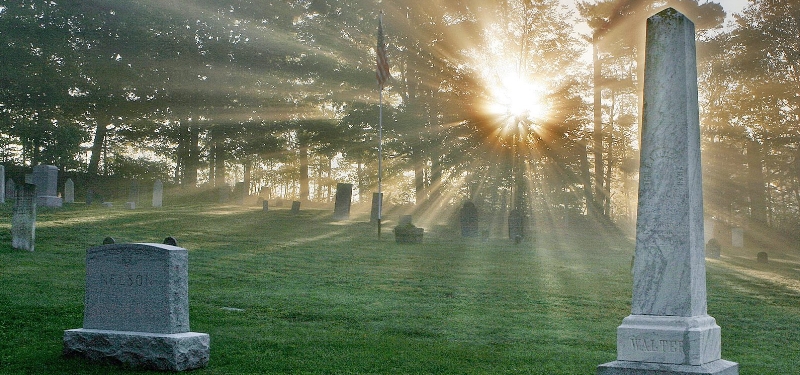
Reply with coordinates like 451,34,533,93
560,0,751,29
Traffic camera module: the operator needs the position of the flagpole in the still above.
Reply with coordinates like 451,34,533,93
378,83,383,239
375,11,389,239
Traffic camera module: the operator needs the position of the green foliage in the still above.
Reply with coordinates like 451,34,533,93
0,204,798,373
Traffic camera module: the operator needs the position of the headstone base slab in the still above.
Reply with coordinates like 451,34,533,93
36,196,63,208
63,328,209,371
597,359,738,375
617,315,721,365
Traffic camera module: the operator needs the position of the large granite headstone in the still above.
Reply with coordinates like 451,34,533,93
152,179,163,208
63,243,210,371
333,183,353,220
32,164,62,207
598,9,737,375
12,183,36,251
64,178,75,204
460,201,479,237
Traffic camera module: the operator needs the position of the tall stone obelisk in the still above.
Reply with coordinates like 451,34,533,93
598,9,738,374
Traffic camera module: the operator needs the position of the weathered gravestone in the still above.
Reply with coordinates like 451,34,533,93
333,183,353,220
63,243,210,371
460,201,479,237
370,192,383,223
152,179,163,208
291,201,301,214
12,183,36,251
64,178,75,204
731,227,744,248
756,251,768,263
32,164,62,207
5,178,14,203
597,9,738,375
0,165,5,204
262,200,269,212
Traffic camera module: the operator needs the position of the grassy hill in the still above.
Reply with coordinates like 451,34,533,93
0,203,797,374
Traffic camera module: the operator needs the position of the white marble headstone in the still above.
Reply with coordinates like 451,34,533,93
731,228,743,248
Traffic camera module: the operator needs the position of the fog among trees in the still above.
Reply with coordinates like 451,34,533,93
1,0,798,241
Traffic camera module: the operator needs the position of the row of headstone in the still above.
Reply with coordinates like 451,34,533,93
64,241,209,370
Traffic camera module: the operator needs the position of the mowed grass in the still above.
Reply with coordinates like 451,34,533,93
0,202,798,374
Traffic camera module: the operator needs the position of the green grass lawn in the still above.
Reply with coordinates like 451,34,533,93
0,203,798,374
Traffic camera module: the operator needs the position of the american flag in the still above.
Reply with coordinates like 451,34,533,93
376,15,390,90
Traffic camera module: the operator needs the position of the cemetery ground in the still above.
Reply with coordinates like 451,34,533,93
0,203,798,374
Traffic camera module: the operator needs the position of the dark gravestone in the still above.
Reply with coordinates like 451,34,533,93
102,237,116,245
262,200,269,212
460,201,479,237
508,209,525,243
370,192,383,223
12,183,37,251
291,201,301,213
706,239,721,259
757,252,768,263
333,183,353,220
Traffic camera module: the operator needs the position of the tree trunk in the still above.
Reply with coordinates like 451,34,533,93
299,144,310,201
747,139,768,224
592,34,605,216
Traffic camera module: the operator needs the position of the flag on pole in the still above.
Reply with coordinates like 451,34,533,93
376,15,391,90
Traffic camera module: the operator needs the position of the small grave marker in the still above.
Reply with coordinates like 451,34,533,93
731,227,744,248
370,192,383,223
291,201,301,213
333,183,353,220
64,178,75,204
12,183,36,251
152,179,163,208
460,201,479,238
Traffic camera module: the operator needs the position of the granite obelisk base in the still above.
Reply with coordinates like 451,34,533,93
598,360,739,375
